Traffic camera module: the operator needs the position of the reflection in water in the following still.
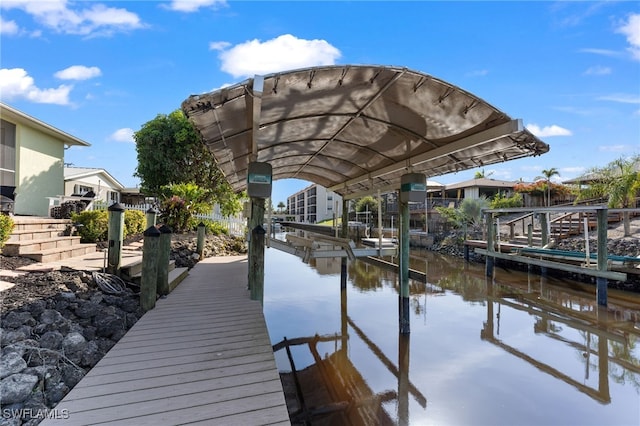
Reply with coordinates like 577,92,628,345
264,238,640,425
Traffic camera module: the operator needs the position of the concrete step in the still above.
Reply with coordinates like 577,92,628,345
10,217,71,232
125,259,175,281
21,244,97,263
168,267,189,292
7,228,66,243
3,236,83,255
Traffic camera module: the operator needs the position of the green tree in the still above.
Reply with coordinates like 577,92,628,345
355,195,379,225
577,155,640,236
134,110,242,216
536,167,560,207
277,201,286,213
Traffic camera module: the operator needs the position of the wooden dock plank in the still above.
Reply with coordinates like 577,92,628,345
41,255,290,426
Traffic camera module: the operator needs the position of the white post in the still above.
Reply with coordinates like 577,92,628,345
425,197,428,234
584,216,590,266
266,197,271,247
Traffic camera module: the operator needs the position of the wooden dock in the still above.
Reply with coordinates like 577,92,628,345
41,255,290,426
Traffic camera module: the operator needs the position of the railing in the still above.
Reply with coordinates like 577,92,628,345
94,203,246,237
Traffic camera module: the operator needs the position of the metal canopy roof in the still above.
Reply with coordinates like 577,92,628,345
182,65,549,199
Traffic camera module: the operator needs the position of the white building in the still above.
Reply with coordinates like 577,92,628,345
286,184,342,223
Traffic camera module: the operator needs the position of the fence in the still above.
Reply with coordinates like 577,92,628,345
94,203,246,237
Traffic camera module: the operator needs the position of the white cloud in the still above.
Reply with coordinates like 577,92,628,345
616,13,640,61
597,93,640,104
54,65,101,81
599,144,634,152
526,124,572,137
109,128,134,143
168,0,227,13
579,48,622,58
0,16,19,34
583,65,611,75
215,34,341,79
209,41,231,51
0,0,144,36
0,68,72,105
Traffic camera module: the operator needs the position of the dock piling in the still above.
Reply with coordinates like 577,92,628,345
107,203,125,275
141,225,160,312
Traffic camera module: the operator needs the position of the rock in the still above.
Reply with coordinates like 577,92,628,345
38,331,64,350
61,364,85,388
39,309,63,325
0,373,38,404
75,301,100,319
45,382,68,405
2,311,35,329
80,341,104,367
1,329,29,346
61,332,87,363
93,307,125,338
26,299,47,317
0,351,27,379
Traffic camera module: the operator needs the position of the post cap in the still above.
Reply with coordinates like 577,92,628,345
108,202,125,212
143,225,161,237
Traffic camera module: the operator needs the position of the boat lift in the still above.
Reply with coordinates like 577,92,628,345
269,232,397,263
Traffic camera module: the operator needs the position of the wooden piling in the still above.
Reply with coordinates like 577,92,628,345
248,198,265,304
140,225,160,312
399,199,410,334
107,203,125,275
196,222,205,258
540,213,548,276
596,208,608,306
157,224,172,296
485,211,494,278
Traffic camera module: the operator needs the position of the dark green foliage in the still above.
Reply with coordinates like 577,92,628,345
0,215,14,248
133,110,242,218
71,210,109,243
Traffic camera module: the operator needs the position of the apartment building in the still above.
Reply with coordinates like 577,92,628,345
286,184,342,223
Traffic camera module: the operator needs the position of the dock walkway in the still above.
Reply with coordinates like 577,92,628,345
41,255,290,426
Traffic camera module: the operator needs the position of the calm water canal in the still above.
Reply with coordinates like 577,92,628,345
262,236,640,426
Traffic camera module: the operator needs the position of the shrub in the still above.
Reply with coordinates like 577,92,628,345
0,215,14,249
198,219,229,236
490,192,523,209
158,182,212,233
71,210,109,243
124,209,146,237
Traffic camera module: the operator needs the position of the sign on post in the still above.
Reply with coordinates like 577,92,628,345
247,162,272,199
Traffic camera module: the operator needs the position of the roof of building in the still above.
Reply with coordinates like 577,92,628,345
0,102,91,147
182,65,549,200
64,167,124,190
443,177,519,190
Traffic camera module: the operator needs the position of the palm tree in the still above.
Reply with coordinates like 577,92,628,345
474,169,494,179
576,155,640,236
277,201,286,214
536,167,560,207
599,157,639,236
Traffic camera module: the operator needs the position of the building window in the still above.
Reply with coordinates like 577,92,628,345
73,185,94,196
0,119,16,188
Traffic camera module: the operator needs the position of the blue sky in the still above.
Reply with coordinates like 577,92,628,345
1,1,638,205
